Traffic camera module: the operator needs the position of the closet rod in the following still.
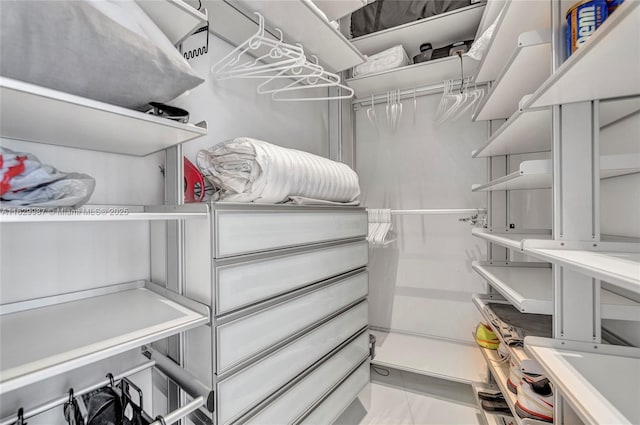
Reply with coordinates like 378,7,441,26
390,208,487,215
0,361,155,425
352,80,487,108
142,345,214,412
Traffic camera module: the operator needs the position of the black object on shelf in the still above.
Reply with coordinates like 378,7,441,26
481,399,512,413
413,43,433,64
431,40,473,61
147,102,190,123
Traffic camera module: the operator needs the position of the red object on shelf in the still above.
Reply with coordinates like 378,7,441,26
184,158,205,203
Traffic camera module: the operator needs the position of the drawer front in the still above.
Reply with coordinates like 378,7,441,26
216,301,368,425
299,361,370,425
214,209,367,258
216,241,368,315
217,271,368,374
245,332,369,425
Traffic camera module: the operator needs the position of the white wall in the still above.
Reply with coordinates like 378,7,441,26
355,93,487,342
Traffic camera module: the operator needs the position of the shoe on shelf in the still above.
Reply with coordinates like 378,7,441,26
506,359,521,394
498,342,510,360
515,371,554,423
475,322,500,349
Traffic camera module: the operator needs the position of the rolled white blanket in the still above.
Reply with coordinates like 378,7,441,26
196,138,361,205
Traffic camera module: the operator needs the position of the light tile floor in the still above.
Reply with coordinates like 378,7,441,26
335,366,483,425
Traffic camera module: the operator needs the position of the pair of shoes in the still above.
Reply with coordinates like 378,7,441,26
513,359,554,423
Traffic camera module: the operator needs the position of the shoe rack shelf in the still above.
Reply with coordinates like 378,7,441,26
475,340,548,425
0,77,208,157
525,337,640,425
472,382,514,425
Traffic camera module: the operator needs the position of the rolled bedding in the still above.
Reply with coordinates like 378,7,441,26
196,138,360,205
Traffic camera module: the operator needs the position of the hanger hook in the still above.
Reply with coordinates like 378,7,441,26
106,372,115,387
68,388,74,403
17,408,26,425
457,51,464,94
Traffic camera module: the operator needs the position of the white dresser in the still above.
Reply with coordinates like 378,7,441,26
182,203,370,425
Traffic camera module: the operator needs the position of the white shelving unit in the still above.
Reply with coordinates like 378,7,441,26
0,204,209,223
136,0,208,45
472,108,552,158
370,330,487,385
475,1,551,83
472,98,640,158
0,281,210,394
0,77,208,156
524,1,640,109
473,262,640,320
472,155,640,192
523,243,640,295
473,30,551,121
471,228,551,251
351,3,485,58
346,54,478,98
525,337,640,425
233,0,365,72
472,382,514,425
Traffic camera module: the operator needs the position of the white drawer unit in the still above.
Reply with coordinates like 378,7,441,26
244,332,370,425
216,301,369,425
300,360,370,425
181,203,370,425
216,271,368,374
212,204,368,258
215,241,368,315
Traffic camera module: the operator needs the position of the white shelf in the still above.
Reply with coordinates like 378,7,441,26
136,0,208,45
472,382,515,425
476,344,547,425
233,0,365,72
370,330,487,385
473,108,552,158
347,54,479,97
312,0,364,21
473,262,640,320
471,228,552,251
0,77,207,156
474,30,551,121
472,155,640,192
524,337,640,425
472,159,552,192
0,281,210,394
473,294,529,365
522,242,640,296
0,204,209,223
472,97,640,158
475,1,551,83
351,4,485,58
525,1,640,109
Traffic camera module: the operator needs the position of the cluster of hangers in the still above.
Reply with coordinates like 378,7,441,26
211,12,353,101
436,52,485,123
367,209,397,246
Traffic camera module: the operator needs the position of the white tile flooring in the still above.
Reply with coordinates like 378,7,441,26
335,366,483,425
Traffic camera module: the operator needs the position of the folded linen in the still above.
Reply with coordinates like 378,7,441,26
352,45,410,77
196,138,360,205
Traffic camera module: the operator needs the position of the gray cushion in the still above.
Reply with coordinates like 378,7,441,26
0,0,204,110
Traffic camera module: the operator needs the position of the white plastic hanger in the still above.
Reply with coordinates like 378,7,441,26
211,13,305,79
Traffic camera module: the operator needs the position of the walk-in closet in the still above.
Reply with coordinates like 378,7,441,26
0,1,638,425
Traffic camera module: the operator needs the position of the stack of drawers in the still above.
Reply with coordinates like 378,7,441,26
183,203,370,424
